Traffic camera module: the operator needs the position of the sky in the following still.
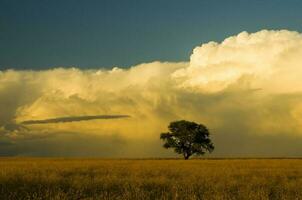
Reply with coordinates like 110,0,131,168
1,0,302,69
1,1,302,157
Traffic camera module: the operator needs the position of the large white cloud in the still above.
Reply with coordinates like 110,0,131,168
1,30,302,157
173,30,302,93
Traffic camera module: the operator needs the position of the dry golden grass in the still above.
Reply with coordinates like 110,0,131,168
0,158,301,200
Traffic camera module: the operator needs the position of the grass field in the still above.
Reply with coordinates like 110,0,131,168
0,158,301,200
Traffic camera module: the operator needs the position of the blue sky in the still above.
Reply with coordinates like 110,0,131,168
0,0,301,69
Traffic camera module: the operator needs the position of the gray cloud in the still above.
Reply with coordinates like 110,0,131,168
3,123,29,132
21,115,130,125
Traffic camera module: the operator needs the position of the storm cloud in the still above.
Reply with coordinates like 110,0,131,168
1,30,302,157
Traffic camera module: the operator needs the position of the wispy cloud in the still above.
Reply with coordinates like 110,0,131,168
21,115,130,125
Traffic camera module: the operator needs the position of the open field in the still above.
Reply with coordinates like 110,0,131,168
0,158,302,200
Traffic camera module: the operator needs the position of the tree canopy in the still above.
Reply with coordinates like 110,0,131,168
160,120,214,159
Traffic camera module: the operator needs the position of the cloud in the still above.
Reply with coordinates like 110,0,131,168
173,30,302,93
1,30,302,157
21,115,130,125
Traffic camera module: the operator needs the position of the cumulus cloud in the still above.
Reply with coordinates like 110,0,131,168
173,30,302,93
1,30,302,157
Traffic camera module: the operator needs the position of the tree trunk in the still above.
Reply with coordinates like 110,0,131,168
184,153,190,160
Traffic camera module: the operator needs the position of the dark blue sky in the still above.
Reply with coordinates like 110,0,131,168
0,0,301,69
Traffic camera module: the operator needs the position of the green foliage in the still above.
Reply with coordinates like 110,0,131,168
160,120,214,159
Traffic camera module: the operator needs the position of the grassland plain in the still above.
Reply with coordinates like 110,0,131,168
0,158,302,200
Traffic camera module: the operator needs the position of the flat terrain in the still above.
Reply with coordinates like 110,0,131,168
0,158,302,200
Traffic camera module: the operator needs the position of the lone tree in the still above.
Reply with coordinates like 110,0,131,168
160,120,214,160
